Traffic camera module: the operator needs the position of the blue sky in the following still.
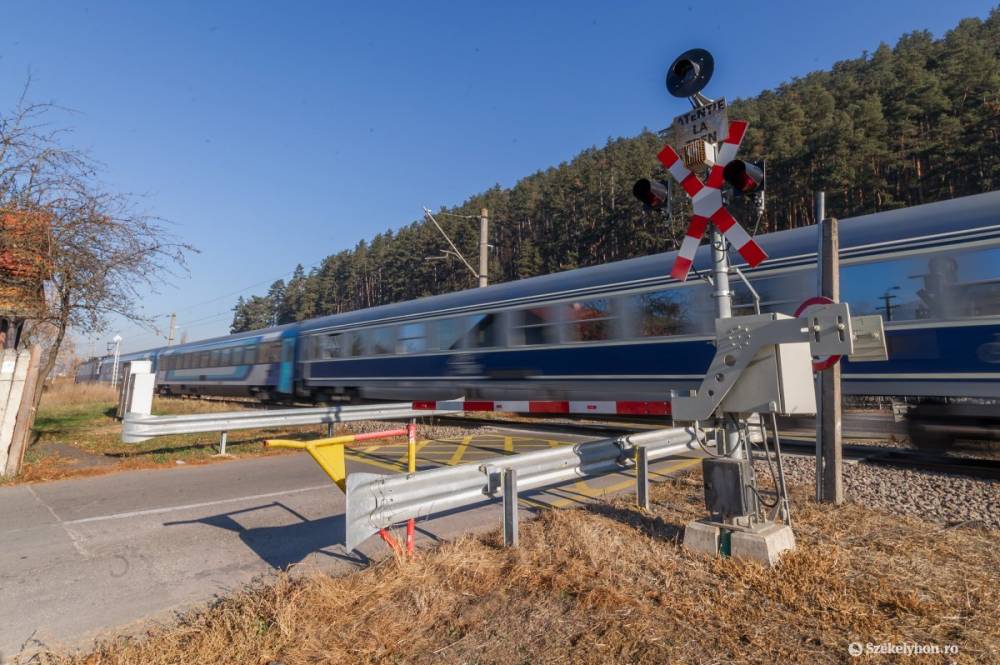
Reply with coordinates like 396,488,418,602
2,1,996,355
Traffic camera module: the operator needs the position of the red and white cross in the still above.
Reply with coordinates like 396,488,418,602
657,119,767,281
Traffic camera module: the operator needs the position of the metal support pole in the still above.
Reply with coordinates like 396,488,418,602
819,215,844,504
710,226,732,320
166,313,176,346
636,446,650,511
710,226,740,457
478,207,489,288
219,431,227,456
406,419,417,555
326,422,335,438
502,468,518,547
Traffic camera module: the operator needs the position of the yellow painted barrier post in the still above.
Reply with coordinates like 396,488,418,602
267,427,410,555
406,418,417,555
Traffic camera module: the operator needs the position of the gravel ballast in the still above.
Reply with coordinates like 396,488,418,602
755,454,1000,529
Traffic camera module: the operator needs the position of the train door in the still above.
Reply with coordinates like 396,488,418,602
277,333,296,394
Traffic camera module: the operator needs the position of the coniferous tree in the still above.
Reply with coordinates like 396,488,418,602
230,11,999,330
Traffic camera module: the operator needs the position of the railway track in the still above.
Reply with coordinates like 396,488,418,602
433,414,1000,481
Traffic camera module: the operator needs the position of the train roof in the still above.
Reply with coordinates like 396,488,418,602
157,322,296,354
298,190,1000,332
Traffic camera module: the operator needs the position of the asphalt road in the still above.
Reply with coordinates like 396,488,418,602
0,428,701,661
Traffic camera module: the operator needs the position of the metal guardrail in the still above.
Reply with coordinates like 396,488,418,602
345,426,702,549
122,402,446,444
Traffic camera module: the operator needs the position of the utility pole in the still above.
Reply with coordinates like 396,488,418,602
479,208,489,288
166,313,176,346
110,334,123,390
422,207,481,284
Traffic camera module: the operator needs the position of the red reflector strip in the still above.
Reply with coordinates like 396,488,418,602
528,401,569,414
616,401,672,415
463,401,495,412
412,401,437,410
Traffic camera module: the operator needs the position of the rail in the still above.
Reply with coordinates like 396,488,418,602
121,402,446,444
345,425,703,549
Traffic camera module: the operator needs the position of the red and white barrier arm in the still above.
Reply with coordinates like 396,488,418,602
412,400,671,416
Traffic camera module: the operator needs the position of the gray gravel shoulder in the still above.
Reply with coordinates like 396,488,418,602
756,454,1000,529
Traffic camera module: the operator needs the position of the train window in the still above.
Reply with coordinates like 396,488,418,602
371,328,395,355
633,286,712,337
209,350,220,367
512,307,560,345
434,318,464,350
842,246,1000,322
197,351,208,368
244,345,258,365
318,333,342,359
398,323,427,354
232,347,243,365
731,271,813,317
566,299,614,342
345,331,366,357
465,313,499,348
267,341,282,363
220,348,231,366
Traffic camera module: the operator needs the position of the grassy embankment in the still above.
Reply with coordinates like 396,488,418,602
26,472,998,664
14,381,327,483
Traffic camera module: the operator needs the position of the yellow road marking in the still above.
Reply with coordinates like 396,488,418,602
398,438,435,468
448,435,473,466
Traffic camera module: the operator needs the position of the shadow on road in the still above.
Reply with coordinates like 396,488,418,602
164,502,369,570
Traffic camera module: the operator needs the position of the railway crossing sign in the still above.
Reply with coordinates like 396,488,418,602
657,119,768,280
670,98,728,148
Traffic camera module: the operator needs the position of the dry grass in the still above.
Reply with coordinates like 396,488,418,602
14,382,318,484
15,382,470,485
39,380,120,407
28,474,999,665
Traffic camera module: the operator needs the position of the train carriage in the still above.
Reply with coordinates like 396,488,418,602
297,191,1000,404
154,325,297,399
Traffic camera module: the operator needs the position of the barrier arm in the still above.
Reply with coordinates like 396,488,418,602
266,428,408,492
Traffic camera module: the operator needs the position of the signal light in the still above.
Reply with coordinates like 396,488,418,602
665,48,714,103
632,178,670,210
722,159,765,196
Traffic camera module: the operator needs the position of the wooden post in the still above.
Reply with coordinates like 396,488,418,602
819,216,843,504
4,345,42,477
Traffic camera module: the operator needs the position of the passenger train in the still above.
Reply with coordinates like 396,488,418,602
77,192,1000,445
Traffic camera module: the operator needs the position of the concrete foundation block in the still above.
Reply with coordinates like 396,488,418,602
730,522,795,567
683,520,720,557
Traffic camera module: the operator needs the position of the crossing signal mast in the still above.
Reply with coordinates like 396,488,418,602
634,48,767,281
630,49,889,565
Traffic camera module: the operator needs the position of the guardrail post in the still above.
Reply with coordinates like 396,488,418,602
326,422,335,438
406,418,417,555
219,431,228,456
502,468,518,548
636,445,650,511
